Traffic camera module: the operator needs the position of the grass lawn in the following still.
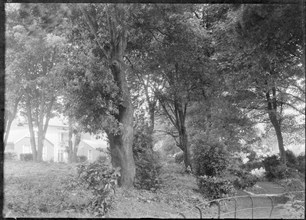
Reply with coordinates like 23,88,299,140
4,160,96,218
3,159,305,218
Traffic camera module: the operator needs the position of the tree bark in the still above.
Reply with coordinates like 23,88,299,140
108,58,136,188
266,88,286,164
73,131,81,163
26,95,37,161
80,5,136,187
176,100,192,171
4,95,22,148
68,116,73,163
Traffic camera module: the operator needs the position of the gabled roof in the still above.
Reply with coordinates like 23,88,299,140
14,135,54,147
81,139,108,150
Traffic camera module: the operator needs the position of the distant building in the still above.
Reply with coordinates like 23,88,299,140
5,117,108,162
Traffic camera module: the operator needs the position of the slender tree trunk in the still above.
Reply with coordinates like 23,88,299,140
148,101,156,134
73,131,81,162
266,89,286,164
68,116,73,163
179,125,191,170
4,95,22,148
37,97,44,162
26,96,37,161
73,132,81,162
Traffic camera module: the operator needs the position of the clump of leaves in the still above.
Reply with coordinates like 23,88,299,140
263,152,302,180
5,152,17,160
228,163,259,190
77,160,120,217
296,154,305,174
192,141,229,177
197,175,236,200
133,125,162,191
20,153,33,161
192,140,236,199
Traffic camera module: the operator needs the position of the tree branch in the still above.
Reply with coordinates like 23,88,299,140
79,5,110,60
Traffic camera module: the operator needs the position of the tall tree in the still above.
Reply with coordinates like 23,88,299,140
211,4,305,164
8,4,67,161
61,4,137,187
132,4,214,170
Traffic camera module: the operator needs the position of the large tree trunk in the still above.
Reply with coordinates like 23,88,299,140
266,88,286,164
108,57,136,188
80,5,136,187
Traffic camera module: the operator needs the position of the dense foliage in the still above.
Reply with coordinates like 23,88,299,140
262,151,303,180
5,3,305,194
193,141,229,177
77,160,120,216
197,175,235,200
133,125,162,191
20,153,33,161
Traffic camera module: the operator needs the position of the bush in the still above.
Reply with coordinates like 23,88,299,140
77,160,119,216
242,160,264,171
285,150,298,169
5,152,17,160
228,166,258,190
134,150,162,191
233,173,258,190
197,175,235,200
133,127,162,191
296,154,305,174
96,155,108,163
20,153,33,161
193,141,229,177
263,153,302,180
77,155,87,163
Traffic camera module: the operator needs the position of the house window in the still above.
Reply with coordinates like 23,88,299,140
23,145,32,154
88,150,93,161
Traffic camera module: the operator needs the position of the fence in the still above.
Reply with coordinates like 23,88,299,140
179,191,305,219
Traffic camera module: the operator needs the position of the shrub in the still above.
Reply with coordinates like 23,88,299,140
77,155,87,163
197,175,235,200
233,173,258,190
242,160,264,171
193,141,229,177
263,154,302,180
5,152,17,160
133,126,162,191
134,149,162,191
285,150,298,169
77,160,120,216
296,154,305,174
20,153,33,161
228,166,258,190
96,155,108,163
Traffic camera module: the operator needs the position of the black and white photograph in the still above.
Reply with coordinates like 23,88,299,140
3,0,305,218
